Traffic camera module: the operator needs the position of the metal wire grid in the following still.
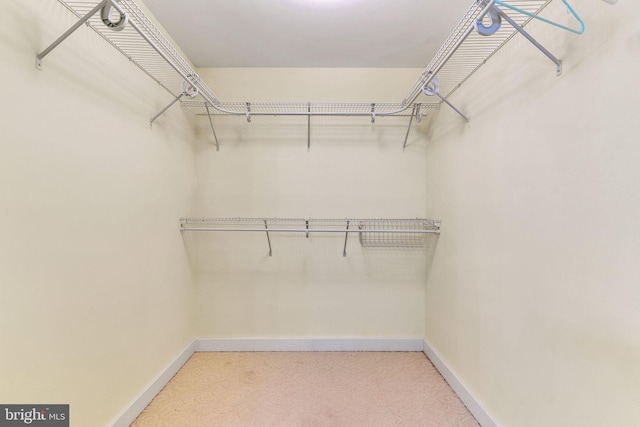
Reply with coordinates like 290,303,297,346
56,0,553,118
181,101,440,117
181,218,439,255
403,0,552,105
58,0,220,104
181,218,440,237
358,219,441,248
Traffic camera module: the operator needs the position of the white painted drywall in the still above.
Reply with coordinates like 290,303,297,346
188,67,433,338
0,1,197,425
424,0,640,425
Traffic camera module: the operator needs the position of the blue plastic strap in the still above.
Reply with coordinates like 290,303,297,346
493,0,585,35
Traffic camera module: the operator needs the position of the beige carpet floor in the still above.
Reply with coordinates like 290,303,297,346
131,352,479,427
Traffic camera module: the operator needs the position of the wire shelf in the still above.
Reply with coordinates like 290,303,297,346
181,218,440,247
403,0,552,105
51,0,555,120
181,101,440,117
358,219,441,248
56,0,220,105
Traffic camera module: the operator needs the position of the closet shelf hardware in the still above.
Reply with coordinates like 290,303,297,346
307,103,311,152
150,93,183,127
402,0,576,106
204,103,220,151
182,102,440,117
44,0,579,133
494,6,563,75
403,104,418,151
43,0,222,117
180,218,441,256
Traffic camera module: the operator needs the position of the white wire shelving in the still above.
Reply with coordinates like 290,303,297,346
402,0,555,107
39,0,569,137
180,218,441,257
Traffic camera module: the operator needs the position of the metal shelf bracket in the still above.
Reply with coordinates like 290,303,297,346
205,103,220,151
493,5,563,76
307,103,311,152
343,220,350,257
264,220,273,256
37,0,109,70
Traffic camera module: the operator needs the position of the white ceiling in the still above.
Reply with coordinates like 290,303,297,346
143,0,475,68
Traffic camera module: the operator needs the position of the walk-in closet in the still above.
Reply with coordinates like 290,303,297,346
1,0,638,426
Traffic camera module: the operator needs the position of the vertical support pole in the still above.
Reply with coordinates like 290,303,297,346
305,220,309,238
343,220,350,257
403,104,417,151
264,220,272,257
307,102,311,152
204,103,220,151
496,7,563,75
36,0,109,69
150,93,183,127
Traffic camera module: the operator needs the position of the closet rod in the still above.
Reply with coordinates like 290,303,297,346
181,228,439,234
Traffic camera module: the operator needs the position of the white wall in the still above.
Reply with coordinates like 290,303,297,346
0,1,197,425
188,68,432,338
424,1,640,426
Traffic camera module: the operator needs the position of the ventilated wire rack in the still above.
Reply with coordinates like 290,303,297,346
181,218,441,255
55,0,220,106
181,101,439,117
51,0,555,121
358,219,441,248
181,218,440,234
403,0,552,105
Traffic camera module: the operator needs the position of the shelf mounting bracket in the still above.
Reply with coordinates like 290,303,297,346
150,93,183,127
343,220,350,257
36,0,109,70
307,102,311,152
403,104,417,151
204,103,220,151
496,6,563,75
264,220,272,256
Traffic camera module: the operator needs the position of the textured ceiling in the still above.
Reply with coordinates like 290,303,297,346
143,0,475,68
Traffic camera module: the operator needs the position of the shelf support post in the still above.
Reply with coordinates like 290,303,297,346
307,102,311,152
343,220,350,257
150,93,183,127
204,103,220,151
435,93,470,122
264,220,272,257
36,0,109,70
403,104,417,151
496,7,563,75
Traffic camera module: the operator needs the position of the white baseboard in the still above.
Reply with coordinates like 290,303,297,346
196,337,425,352
108,340,196,427
108,338,422,426
111,337,494,427
422,338,500,427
